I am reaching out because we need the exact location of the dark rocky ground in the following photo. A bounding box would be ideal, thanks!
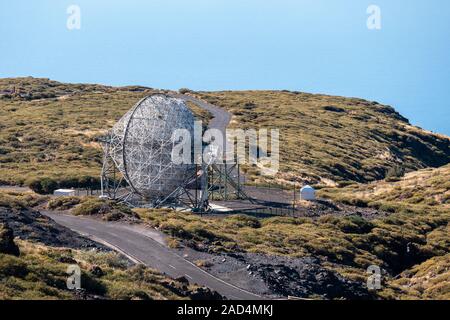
[0,206,108,250]
[183,197,387,299]
[178,247,372,300]
[0,206,224,300]
[293,199,390,220]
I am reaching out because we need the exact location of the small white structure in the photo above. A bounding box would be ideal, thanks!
[300,185,316,201]
[53,189,76,196]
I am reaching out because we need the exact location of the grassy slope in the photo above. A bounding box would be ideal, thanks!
[3,188,448,299]
[0,77,210,187]
[196,91,450,186]
[386,253,449,300]
[1,78,449,188]
[0,190,204,300]
[41,163,447,300]
[1,78,448,299]
[133,206,448,298]
[317,165,449,299]
[0,78,153,185]
[319,164,450,214]
[0,239,195,300]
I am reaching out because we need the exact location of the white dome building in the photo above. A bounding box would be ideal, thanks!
[300,185,316,201]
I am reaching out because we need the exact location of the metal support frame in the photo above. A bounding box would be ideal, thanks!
[100,135,135,205]
[101,144,251,211]
[208,163,250,202]
[152,162,251,212]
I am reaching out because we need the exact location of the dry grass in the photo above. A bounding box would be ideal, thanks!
[134,208,449,274]
[2,79,448,190]
[133,207,449,299]
[319,164,450,214]
[0,189,48,210]
[196,91,450,186]
[381,254,450,300]
[0,240,196,300]
[0,77,209,189]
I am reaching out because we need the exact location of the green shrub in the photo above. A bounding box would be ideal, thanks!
[47,197,81,210]
[27,177,58,195]
[72,199,109,216]
[341,197,368,208]
[103,211,124,221]
[185,223,224,242]
[71,198,136,221]
[337,215,374,234]
[223,215,261,228]
[0,255,29,278]
[179,88,192,94]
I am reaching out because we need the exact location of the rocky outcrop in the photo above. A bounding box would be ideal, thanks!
[188,287,224,300]
[89,265,105,277]
[186,250,373,300]
[0,207,108,250]
[160,278,224,300]
[0,223,20,256]
[252,260,371,300]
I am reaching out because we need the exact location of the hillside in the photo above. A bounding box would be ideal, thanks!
[317,165,449,299]
[0,78,154,187]
[129,195,448,299]
[0,77,448,300]
[1,78,449,191]
[0,189,220,300]
[385,253,449,300]
[319,164,450,214]
[196,91,450,186]
[0,238,203,300]
[5,186,448,300]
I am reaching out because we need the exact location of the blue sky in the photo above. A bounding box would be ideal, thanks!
[0,0,449,135]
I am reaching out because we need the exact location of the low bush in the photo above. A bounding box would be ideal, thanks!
[337,215,374,234]
[223,215,261,229]
[69,198,138,222]
[47,197,81,210]
[72,199,108,216]
[27,176,102,195]
[27,177,58,195]
[0,190,47,209]
[178,88,192,94]
[0,239,199,300]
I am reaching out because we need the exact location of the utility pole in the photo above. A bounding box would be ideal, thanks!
[293,183,297,215]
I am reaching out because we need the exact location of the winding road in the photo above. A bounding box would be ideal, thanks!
[43,211,261,300]
[171,94,232,139]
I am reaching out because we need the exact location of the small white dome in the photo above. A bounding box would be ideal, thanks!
[300,185,316,201]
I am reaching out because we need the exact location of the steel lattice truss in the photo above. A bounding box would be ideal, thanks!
[102,94,196,202]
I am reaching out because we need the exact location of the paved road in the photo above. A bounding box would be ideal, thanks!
[43,211,261,300]
[173,94,231,139]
